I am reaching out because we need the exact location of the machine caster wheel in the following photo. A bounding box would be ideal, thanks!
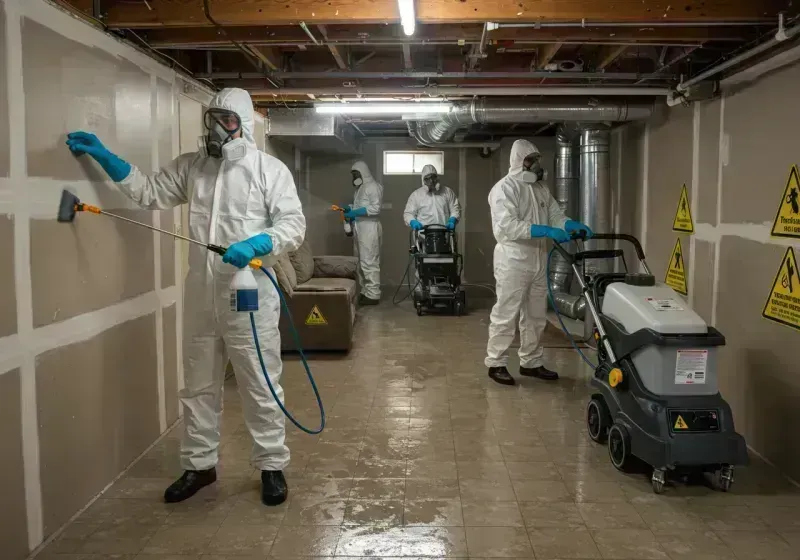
[586,397,611,444]
[416,304,424,316]
[608,423,632,472]
[651,468,667,494]
[454,296,465,316]
[716,466,734,492]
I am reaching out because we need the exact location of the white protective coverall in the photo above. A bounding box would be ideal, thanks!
[403,164,461,228]
[485,139,568,369]
[116,88,306,471]
[351,161,384,300]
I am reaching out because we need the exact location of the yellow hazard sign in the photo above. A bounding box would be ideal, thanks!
[665,238,688,296]
[674,415,689,430]
[305,305,328,326]
[770,165,800,239]
[672,184,695,233]
[762,247,800,332]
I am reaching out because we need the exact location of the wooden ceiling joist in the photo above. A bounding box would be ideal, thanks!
[102,0,784,29]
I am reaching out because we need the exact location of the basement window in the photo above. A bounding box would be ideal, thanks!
[383,151,444,175]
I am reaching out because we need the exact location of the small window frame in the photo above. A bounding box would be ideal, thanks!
[383,150,445,176]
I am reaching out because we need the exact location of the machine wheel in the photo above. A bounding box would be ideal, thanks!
[608,423,632,472]
[716,465,734,492]
[651,468,667,494]
[586,397,611,444]
[454,300,464,316]
[416,303,424,316]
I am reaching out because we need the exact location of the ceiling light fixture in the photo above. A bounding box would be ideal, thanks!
[397,0,416,36]
[315,103,451,115]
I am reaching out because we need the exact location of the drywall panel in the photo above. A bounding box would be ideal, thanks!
[723,62,800,224]
[163,303,178,426]
[646,105,694,281]
[692,240,715,325]
[161,210,175,289]
[36,313,160,535]
[0,368,29,560]
[30,210,155,327]
[464,147,501,286]
[178,94,203,156]
[157,78,173,169]
[22,18,152,180]
[0,0,9,178]
[717,236,800,480]
[615,123,645,269]
[697,99,721,225]
[0,215,17,337]
[307,153,359,258]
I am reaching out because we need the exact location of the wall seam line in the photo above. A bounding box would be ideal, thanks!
[151,74,167,434]
[688,102,701,306]
[711,96,726,325]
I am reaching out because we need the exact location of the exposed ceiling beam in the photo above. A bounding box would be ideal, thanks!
[247,46,282,71]
[536,43,563,69]
[102,0,784,28]
[402,44,413,71]
[317,24,348,69]
[596,45,629,70]
[139,24,756,49]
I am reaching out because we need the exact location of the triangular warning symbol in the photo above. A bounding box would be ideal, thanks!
[762,247,800,332]
[305,305,328,326]
[674,415,689,430]
[665,238,688,296]
[672,184,695,233]
[770,165,800,239]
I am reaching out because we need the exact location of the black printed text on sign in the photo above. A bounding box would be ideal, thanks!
[762,247,800,332]
[770,165,800,239]
[665,238,688,296]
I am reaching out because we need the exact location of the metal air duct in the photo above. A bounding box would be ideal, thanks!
[413,98,652,145]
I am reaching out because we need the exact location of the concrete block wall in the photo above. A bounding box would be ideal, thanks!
[614,61,800,482]
[0,0,211,556]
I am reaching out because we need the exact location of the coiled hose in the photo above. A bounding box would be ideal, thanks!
[250,267,325,435]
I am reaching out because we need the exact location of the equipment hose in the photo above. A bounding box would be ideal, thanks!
[546,247,598,370]
[250,267,325,435]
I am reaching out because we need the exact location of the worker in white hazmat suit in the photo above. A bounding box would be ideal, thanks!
[66,88,305,506]
[341,161,384,304]
[485,139,592,386]
[404,164,461,231]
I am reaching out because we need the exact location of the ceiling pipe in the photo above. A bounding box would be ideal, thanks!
[251,86,671,97]
[407,121,500,150]
[204,70,670,80]
[412,98,653,144]
[493,20,771,29]
[677,14,800,91]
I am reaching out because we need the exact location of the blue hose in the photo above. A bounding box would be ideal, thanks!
[249,266,325,435]
[546,247,598,370]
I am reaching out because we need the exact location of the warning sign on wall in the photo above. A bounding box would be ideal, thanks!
[770,165,800,239]
[672,184,695,234]
[762,247,800,332]
[305,305,328,326]
[665,238,688,296]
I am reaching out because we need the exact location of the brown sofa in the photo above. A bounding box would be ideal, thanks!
[272,239,358,352]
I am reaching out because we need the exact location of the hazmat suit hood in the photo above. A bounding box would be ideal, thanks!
[209,87,257,148]
[420,164,441,192]
[509,139,540,176]
[351,160,374,183]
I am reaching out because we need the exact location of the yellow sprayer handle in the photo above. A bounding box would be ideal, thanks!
[331,205,344,212]
[248,258,263,269]
[77,203,101,214]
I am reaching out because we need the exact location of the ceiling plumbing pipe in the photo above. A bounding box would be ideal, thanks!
[493,20,771,29]
[406,121,500,150]
[250,86,671,97]
[204,70,670,80]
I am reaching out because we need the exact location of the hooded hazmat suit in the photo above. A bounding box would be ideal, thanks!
[485,139,569,370]
[403,164,461,228]
[351,161,384,300]
[114,88,305,471]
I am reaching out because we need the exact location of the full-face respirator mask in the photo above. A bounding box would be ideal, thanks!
[522,152,547,183]
[423,173,440,193]
[200,108,245,160]
[351,170,364,188]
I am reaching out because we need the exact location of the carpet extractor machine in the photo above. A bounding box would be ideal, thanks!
[410,224,465,316]
[551,232,747,494]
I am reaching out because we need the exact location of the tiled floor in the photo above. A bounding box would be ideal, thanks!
[38,302,800,560]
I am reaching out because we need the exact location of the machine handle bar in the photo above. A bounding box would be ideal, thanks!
[590,233,647,261]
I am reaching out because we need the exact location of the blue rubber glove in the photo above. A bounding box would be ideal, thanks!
[531,224,570,243]
[344,207,368,220]
[565,219,594,238]
[66,131,132,182]
[341,205,352,213]
[222,233,273,269]
[447,217,458,230]
[410,219,423,231]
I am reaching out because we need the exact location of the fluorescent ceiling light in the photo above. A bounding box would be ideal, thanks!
[315,103,451,115]
[398,0,416,36]
[316,97,446,103]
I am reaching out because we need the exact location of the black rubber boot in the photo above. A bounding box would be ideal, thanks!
[163,468,217,503]
[488,366,516,386]
[261,470,289,506]
[359,295,380,306]
[520,365,559,381]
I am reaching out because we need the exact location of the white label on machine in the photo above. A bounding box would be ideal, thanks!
[675,349,708,384]
[645,297,684,311]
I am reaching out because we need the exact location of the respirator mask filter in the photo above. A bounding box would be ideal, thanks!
[521,152,547,183]
[202,108,242,159]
